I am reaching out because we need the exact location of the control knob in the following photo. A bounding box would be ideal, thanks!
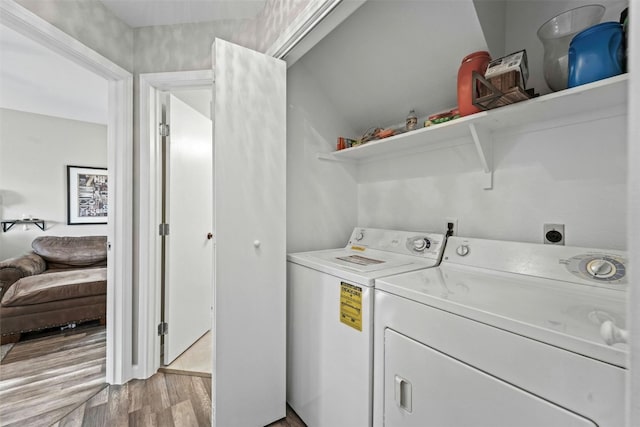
[413,238,430,252]
[355,230,364,241]
[587,259,614,278]
[456,245,469,256]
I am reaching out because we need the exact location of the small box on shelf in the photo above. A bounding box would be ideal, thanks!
[484,50,529,89]
[472,71,537,111]
[336,137,359,150]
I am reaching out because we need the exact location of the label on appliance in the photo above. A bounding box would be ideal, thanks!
[350,245,366,251]
[336,254,384,266]
[340,282,362,331]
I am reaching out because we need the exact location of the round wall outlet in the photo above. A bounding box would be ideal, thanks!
[543,224,565,245]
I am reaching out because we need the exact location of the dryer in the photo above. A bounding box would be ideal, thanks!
[287,227,447,427]
[373,236,628,427]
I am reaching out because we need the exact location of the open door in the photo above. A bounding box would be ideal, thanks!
[162,93,213,365]
[212,39,286,426]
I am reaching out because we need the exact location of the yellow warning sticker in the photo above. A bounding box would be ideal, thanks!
[350,246,366,251]
[340,282,362,331]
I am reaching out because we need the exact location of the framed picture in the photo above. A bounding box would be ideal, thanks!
[67,166,108,225]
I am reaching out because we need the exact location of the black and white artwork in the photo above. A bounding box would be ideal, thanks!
[67,166,108,225]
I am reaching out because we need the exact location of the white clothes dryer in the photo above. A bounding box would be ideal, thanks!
[287,227,447,427]
[373,236,628,427]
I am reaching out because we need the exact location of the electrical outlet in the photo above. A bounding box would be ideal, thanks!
[446,218,458,236]
[544,223,564,245]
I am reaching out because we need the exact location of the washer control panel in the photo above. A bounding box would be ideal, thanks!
[565,253,627,285]
[346,228,446,260]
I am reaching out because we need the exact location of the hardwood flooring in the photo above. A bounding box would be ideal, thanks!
[1,325,306,426]
[0,326,107,427]
[54,372,212,426]
[53,372,306,426]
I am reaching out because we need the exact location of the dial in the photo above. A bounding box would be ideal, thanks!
[456,245,470,256]
[565,253,627,284]
[587,259,614,278]
[413,238,431,252]
[355,230,364,241]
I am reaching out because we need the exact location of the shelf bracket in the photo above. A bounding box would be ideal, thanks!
[468,122,493,190]
[1,219,46,232]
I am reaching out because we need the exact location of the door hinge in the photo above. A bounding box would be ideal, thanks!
[159,223,170,236]
[159,123,170,137]
[158,322,168,336]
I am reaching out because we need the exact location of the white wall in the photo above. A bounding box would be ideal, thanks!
[627,0,638,423]
[286,60,359,253]
[472,0,506,58]
[0,108,108,259]
[358,114,627,249]
[288,0,628,252]
[15,0,134,72]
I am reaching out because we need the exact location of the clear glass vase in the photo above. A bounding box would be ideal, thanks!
[537,4,605,92]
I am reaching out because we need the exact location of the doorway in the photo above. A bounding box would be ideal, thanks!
[156,89,214,375]
[137,70,214,379]
[0,0,133,385]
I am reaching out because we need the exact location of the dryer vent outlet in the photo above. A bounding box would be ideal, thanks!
[544,224,564,245]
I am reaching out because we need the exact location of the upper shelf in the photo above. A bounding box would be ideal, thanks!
[318,74,628,164]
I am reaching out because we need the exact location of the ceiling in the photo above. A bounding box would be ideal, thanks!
[0,0,247,125]
[297,0,489,135]
[99,0,267,28]
[0,23,108,124]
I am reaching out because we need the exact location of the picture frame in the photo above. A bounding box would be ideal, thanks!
[67,166,108,225]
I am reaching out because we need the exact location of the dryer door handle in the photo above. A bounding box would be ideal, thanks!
[395,375,413,413]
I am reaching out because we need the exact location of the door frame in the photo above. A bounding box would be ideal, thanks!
[0,0,133,384]
[138,70,214,378]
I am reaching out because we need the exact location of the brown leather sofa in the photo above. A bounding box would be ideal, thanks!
[0,236,107,344]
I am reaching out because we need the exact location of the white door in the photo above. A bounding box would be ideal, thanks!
[384,329,597,427]
[163,93,213,365]
[211,38,286,426]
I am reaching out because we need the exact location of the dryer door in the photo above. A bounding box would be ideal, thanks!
[384,329,597,427]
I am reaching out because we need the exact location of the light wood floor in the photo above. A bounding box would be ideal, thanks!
[0,326,107,427]
[1,325,306,426]
[54,373,305,426]
[54,371,212,426]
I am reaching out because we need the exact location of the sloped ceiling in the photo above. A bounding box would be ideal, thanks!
[296,0,490,135]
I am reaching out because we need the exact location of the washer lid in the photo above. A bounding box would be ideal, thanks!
[376,265,627,367]
[288,247,439,285]
[309,249,415,272]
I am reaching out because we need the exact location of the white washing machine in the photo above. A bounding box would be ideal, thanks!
[287,227,447,427]
[373,236,628,427]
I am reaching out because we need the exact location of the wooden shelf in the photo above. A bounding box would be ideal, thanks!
[2,219,46,232]
[318,74,628,189]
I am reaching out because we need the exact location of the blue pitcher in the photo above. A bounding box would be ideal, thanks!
[568,21,624,88]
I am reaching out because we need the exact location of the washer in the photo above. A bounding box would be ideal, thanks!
[373,236,628,427]
[287,227,447,427]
